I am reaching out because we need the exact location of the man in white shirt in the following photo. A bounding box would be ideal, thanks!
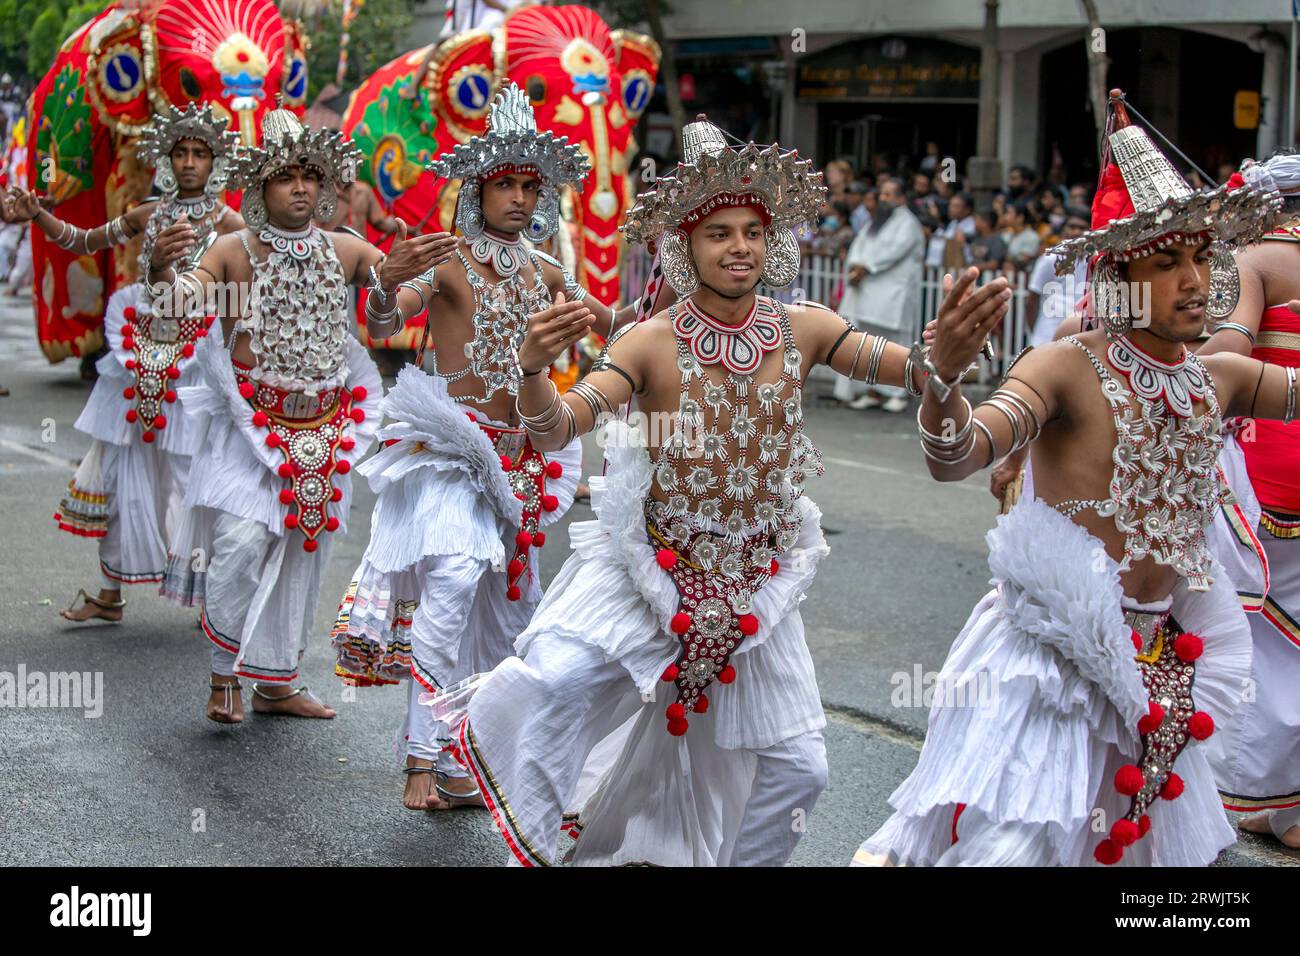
[836,177,925,412]
[924,191,976,269]
[1025,205,1090,346]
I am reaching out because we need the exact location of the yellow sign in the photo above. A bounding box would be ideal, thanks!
[1234,90,1260,130]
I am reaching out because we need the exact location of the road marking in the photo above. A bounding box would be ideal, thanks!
[0,437,77,470]
[822,455,988,495]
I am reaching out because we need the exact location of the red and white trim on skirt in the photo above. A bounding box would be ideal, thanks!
[448,717,551,867]
[200,608,299,683]
[99,559,164,586]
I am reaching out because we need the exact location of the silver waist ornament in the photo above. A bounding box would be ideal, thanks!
[1053,336,1226,591]
[649,296,824,589]
[431,249,552,402]
[233,227,351,394]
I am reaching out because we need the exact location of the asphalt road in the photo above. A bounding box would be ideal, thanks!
[0,289,1293,867]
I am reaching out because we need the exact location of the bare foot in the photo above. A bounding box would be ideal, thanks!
[403,757,441,810]
[1240,813,1300,847]
[250,683,337,719]
[60,588,124,623]
[207,676,244,724]
[429,771,486,811]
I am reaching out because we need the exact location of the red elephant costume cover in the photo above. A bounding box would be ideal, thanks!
[343,4,660,349]
[26,0,308,364]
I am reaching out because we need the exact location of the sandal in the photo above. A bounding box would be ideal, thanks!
[207,678,243,725]
[434,769,485,809]
[60,588,125,624]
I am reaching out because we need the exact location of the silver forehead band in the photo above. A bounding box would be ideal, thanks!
[135,103,239,166]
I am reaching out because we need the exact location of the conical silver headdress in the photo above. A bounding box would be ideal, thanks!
[429,82,591,242]
[135,103,240,200]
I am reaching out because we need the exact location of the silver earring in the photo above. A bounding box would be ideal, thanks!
[455,180,484,238]
[315,186,337,222]
[1206,243,1240,320]
[760,226,800,288]
[205,156,227,201]
[242,189,268,230]
[526,189,558,242]
[155,157,177,199]
[1091,259,1130,337]
[659,228,699,297]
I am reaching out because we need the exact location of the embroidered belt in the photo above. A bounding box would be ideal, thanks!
[476,418,562,601]
[1255,330,1300,356]
[234,366,366,553]
[118,305,213,442]
[1096,612,1217,864]
[647,516,782,737]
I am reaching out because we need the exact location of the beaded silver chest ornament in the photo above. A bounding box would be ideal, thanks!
[618,113,827,736]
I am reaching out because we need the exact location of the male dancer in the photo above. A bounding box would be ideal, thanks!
[424,115,1009,866]
[858,91,1294,866]
[1200,150,1300,848]
[332,83,641,811]
[155,106,457,724]
[10,105,243,622]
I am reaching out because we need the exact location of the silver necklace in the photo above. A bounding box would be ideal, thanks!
[259,223,319,263]
[468,232,527,278]
[1107,334,1209,419]
[175,194,218,219]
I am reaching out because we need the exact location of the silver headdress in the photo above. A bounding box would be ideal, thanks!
[228,106,363,229]
[622,115,826,295]
[429,82,591,242]
[135,103,240,201]
[1054,91,1281,333]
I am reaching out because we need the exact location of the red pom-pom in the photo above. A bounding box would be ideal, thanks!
[545,461,563,479]
[335,459,351,474]
[181,343,195,358]
[166,366,180,380]
[122,337,135,351]
[516,530,533,549]
[737,613,759,636]
[284,514,299,530]
[1188,711,1214,740]
[541,494,559,512]
[303,538,318,553]
[656,548,677,570]
[331,487,343,502]
[350,386,368,402]
[196,327,207,338]
[508,559,524,578]
[340,437,355,451]
[278,462,294,478]
[1131,628,1143,651]
[1138,701,1166,736]
[667,717,689,736]
[239,382,256,399]
[141,430,155,443]
[500,455,513,471]
[1093,839,1123,865]
[325,516,340,532]
[1160,773,1184,801]
[279,489,295,504]
[122,322,135,336]
[123,307,137,320]
[1115,764,1145,796]
[661,664,679,682]
[1111,818,1140,847]
[666,702,685,720]
[123,386,135,400]
[125,409,137,423]
[532,531,546,547]
[1173,633,1204,662]
[718,665,736,685]
[506,584,522,601]
[1138,814,1152,837]
[153,415,167,430]
[124,358,136,370]
[164,390,176,403]
[770,559,780,576]
[349,408,365,424]
[694,693,709,714]
[670,612,692,634]
[265,432,281,448]
[252,411,269,427]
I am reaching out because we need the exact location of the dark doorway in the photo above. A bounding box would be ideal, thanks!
[817,101,977,176]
